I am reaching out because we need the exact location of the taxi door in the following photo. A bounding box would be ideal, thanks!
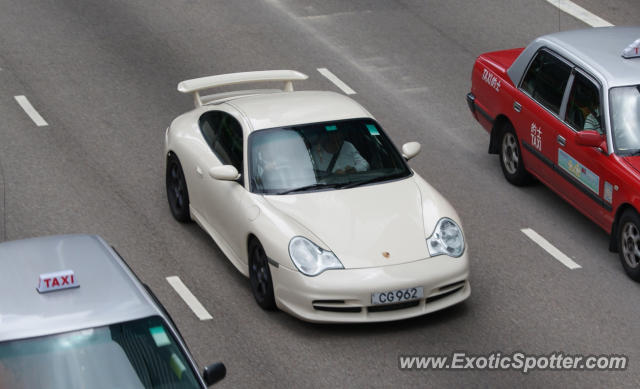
[514,49,572,183]
[550,68,613,227]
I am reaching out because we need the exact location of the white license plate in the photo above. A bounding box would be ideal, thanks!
[371,286,424,305]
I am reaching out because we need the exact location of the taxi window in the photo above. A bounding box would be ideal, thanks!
[610,85,640,153]
[564,72,602,133]
[0,316,202,389]
[521,50,571,114]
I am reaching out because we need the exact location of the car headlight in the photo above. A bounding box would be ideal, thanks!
[288,236,344,276]
[426,217,465,257]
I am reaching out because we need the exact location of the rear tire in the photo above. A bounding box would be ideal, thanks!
[617,209,640,281]
[499,123,531,186]
[166,153,191,222]
[249,240,276,310]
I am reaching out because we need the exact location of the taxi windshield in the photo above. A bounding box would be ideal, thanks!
[0,316,201,389]
[610,85,640,153]
[248,118,411,194]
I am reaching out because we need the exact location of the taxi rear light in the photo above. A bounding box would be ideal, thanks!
[37,269,79,293]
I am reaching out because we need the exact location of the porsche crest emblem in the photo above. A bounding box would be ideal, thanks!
[382,251,390,258]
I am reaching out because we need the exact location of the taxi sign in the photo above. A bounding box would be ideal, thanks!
[622,38,640,58]
[37,269,79,293]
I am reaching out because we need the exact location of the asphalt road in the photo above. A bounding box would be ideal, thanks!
[1,0,639,387]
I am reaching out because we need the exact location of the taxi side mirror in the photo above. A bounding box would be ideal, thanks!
[575,130,607,153]
[203,362,226,386]
[402,142,421,160]
[209,165,241,181]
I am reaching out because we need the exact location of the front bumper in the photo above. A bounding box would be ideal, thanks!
[270,254,470,323]
[466,92,476,115]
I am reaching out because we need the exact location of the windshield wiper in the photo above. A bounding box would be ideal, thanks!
[341,172,407,189]
[276,182,342,195]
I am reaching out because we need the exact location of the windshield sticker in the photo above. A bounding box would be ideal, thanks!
[325,125,338,132]
[149,326,171,347]
[366,124,380,135]
[482,68,501,92]
[604,181,613,203]
[530,123,542,151]
[170,353,187,379]
[558,149,599,194]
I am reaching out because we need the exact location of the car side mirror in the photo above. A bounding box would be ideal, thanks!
[575,130,607,153]
[202,362,226,386]
[402,142,421,160]
[209,165,241,181]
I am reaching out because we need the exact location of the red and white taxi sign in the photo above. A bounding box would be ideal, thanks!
[37,269,79,293]
[622,38,640,58]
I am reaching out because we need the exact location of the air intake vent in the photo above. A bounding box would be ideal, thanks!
[426,285,464,304]
[367,300,420,313]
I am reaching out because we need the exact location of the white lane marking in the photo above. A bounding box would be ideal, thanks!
[14,95,48,127]
[317,68,356,95]
[545,0,613,27]
[522,228,582,269]
[166,276,213,320]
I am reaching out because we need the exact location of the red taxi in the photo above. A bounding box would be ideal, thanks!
[467,27,640,281]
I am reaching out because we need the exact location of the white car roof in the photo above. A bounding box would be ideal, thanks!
[0,234,158,342]
[508,26,640,88]
[222,90,373,131]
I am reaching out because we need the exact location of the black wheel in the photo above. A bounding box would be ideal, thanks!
[249,240,276,310]
[166,153,191,222]
[618,209,640,281]
[499,123,531,186]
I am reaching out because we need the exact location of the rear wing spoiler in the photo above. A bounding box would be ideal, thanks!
[177,70,308,107]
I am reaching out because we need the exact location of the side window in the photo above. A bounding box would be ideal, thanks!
[521,50,572,114]
[199,111,221,148]
[198,111,244,173]
[565,72,602,133]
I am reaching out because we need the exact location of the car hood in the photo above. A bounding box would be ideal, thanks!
[264,177,431,269]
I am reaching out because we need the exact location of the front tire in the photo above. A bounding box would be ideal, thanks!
[249,240,276,310]
[618,209,640,281]
[166,153,191,222]
[499,123,531,186]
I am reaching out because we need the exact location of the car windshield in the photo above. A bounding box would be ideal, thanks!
[610,85,640,153]
[248,118,411,194]
[0,316,201,389]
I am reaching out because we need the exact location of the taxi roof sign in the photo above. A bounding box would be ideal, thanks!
[622,38,640,58]
[37,269,79,293]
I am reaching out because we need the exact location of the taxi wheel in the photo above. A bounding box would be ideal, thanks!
[166,153,191,222]
[618,210,640,281]
[249,240,276,310]
[499,124,531,186]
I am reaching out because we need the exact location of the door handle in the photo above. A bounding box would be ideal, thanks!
[196,166,203,178]
[513,101,522,113]
[557,135,566,147]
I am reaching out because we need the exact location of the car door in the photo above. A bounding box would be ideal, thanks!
[515,49,572,183]
[552,68,613,226]
[196,110,248,262]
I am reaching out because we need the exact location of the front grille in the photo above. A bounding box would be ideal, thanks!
[367,300,420,313]
[426,285,464,304]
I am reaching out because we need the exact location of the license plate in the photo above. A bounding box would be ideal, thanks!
[371,287,424,305]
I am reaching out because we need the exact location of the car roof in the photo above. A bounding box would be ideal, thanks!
[509,26,640,88]
[222,90,373,131]
[0,234,158,342]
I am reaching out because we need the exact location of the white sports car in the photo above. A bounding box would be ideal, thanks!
[165,70,470,323]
